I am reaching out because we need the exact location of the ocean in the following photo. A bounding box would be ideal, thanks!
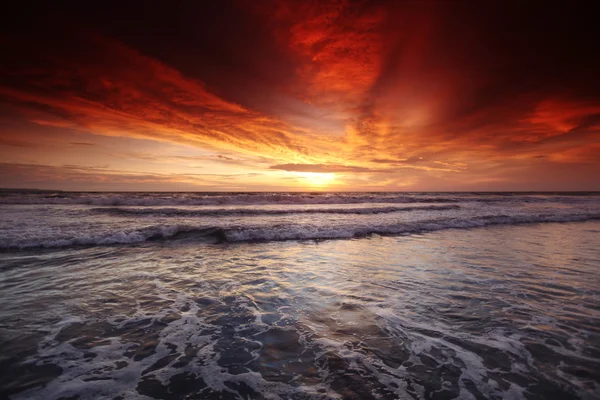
[0,192,599,399]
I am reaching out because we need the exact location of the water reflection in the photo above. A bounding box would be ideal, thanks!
[1,222,599,399]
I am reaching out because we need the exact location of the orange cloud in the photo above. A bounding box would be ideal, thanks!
[0,34,338,165]
[1,1,600,190]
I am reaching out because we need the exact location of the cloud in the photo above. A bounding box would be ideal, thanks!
[0,33,337,165]
[371,156,425,164]
[0,162,181,187]
[270,163,375,173]
[272,2,386,107]
[0,162,306,191]
[69,142,95,146]
[1,1,599,190]
[0,162,231,190]
[0,137,37,148]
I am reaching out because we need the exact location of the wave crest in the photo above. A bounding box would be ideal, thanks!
[91,204,460,217]
[2,213,599,250]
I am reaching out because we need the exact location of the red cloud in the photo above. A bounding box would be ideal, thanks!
[0,34,338,164]
[1,1,599,190]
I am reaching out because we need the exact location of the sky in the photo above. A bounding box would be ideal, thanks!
[1,1,599,191]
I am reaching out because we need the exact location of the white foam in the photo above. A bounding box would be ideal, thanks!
[2,212,600,249]
[92,204,461,216]
[223,213,600,242]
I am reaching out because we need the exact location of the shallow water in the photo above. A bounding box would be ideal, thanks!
[1,193,600,399]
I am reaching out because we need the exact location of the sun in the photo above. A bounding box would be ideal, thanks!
[295,172,336,187]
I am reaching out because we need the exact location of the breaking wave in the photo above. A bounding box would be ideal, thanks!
[2,212,599,250]
[90,204,461,217]
[1,192,597,206]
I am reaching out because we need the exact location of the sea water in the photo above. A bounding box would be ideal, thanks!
[0,192,599,399]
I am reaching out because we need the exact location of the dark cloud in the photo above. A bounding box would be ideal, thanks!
[371,157,425,165]
[270,164,375,173]
[0,137,36,148]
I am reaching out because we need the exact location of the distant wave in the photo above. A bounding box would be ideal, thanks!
[90,204,461,217]
[2,212,599,250]
[1,192,597,206]
[0,193,457,206]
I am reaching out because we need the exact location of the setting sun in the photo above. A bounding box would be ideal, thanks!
[295,172,336,187]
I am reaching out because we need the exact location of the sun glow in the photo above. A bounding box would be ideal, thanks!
[295,172,336,187]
